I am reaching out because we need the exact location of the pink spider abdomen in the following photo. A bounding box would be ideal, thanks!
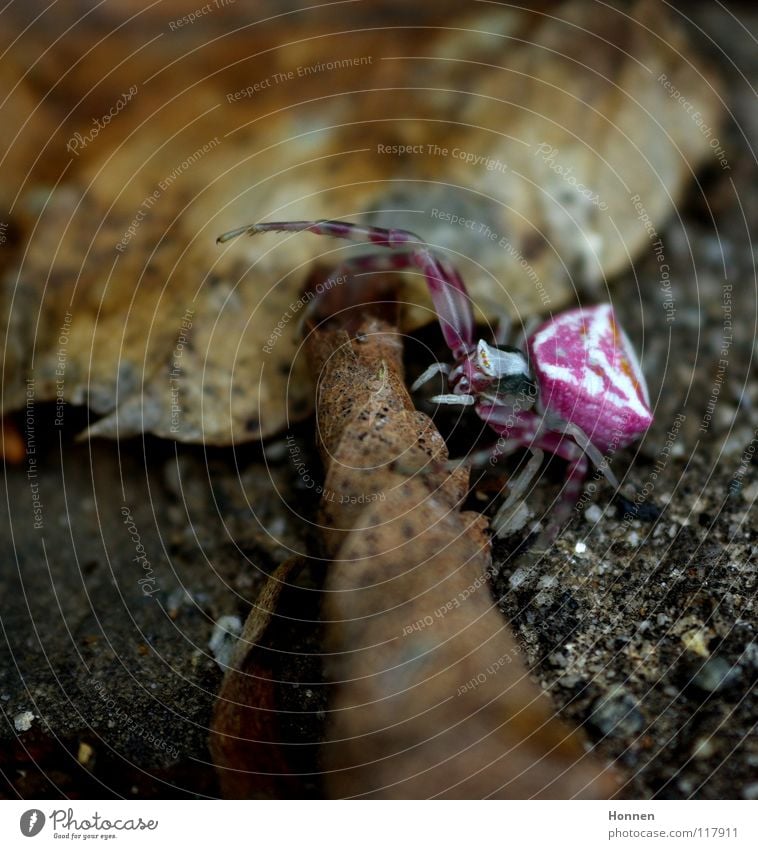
[528,304,653,453]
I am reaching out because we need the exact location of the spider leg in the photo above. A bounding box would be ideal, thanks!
[491,448,545,536]
[551,420,620,488]
[613,491,662,522]
[410,361,451,392]
[477,412,543,535]
[504,434,588,543]
[544,442,589,541]
[217,218,475,357]
[434,435,533,479]
[461,436,529,469]
[550,421,660,520]
[478,411,592,538]
[506,441,590,550]
[429,393,476,406]
[217,218,416,247]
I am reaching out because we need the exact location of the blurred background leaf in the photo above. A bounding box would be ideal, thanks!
[0,0,721,443]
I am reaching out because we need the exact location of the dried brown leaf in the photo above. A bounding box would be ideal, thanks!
[209,557,304,799]
[324,482,617,799]
[304,304,466,557]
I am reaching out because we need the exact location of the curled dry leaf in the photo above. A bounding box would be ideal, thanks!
[209,557,304,799]
[304,303,466,560]
[1,0,720,443]
[303,306,616,798]
[324,481,617,799]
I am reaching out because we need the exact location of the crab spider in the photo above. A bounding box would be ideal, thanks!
[218,219,653,538]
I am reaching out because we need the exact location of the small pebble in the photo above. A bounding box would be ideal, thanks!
[692,736,715,759]
[590,689,645,736]
[14,710,35,732]
[743,782,758,800]
[268,516,287,538]
[508,566,531,590]
[166,588,194,619]
[208,615,243,670]
[693,657,741,692]
[78,742,95,766]
[681,627,711,658]
[574,541,587,554]
[585,504,603,523]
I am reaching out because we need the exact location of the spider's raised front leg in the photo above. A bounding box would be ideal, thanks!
[217,218,475,358]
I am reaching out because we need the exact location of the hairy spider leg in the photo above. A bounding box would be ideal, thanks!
[217,219,475,357]
[410,361,451,392]
[539,435,589,538]
[480,408,593,539]
[491,447,545,536]
[515,433,588,540]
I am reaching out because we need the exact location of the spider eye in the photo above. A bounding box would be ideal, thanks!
[476,340,529,379]
[475,340,537,407]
